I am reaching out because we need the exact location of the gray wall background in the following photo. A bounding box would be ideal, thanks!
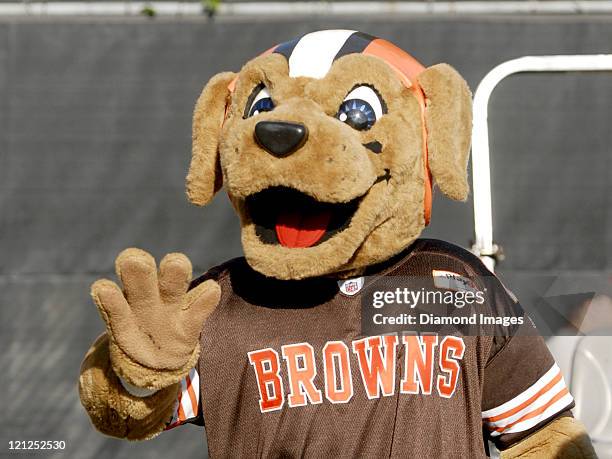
[1,14,611,458]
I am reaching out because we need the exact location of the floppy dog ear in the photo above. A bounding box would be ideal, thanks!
[186,71,237,206]
[417,64,472,201]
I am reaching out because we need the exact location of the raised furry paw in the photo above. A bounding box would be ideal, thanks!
[91,248,220,389]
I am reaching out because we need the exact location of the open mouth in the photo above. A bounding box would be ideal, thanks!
[246,187,361,248]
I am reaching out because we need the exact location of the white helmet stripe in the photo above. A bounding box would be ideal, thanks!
[288,30,356,79]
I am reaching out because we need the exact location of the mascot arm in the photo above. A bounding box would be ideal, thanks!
[78,248,220,440]
[500,416,597,458]
[482,277,596,457]
[79,333,180,440]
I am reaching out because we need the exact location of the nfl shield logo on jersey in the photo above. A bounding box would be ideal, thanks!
[338,277,364,296]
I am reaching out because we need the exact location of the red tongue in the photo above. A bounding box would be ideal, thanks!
[276,209,332,248]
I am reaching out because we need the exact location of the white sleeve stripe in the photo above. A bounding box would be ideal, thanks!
[484,378,567,428]
[165,368,200,430]
[489,392,574,437]
[179,378,193,419]
[181,396,195,419]
[182,368,199,420]
[481,363,561,418]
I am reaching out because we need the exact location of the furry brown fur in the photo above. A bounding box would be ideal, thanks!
[187,53,472,279]
[500,417,597,458]
[187,72,237,206]
[79,334,179,440]
[417,64,472,201]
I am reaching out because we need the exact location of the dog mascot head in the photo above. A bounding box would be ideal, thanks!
[187,30,472,280]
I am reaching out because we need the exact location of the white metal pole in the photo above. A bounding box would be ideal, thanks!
[471,54,612,271]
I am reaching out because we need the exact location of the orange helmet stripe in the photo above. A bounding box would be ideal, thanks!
[363,38,432,225]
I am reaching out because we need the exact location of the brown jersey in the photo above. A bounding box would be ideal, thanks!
[165,239,574,458]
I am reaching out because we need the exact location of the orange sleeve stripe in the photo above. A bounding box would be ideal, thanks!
[484,371,563,422]
[491,387,570,433]
[176,387,186,422]
[185,374,199,414]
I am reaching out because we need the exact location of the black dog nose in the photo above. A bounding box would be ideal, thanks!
[254,121,308,158]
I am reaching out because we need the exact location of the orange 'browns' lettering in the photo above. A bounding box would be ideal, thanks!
[247,335,466,413]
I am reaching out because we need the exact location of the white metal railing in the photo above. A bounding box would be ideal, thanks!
[471,54,612,272]
[2,1,612,16]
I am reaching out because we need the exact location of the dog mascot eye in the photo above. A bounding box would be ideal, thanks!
[337,85,384,131]
[247,86,274,117]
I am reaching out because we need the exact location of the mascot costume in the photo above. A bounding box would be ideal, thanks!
[79,30,596,458]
